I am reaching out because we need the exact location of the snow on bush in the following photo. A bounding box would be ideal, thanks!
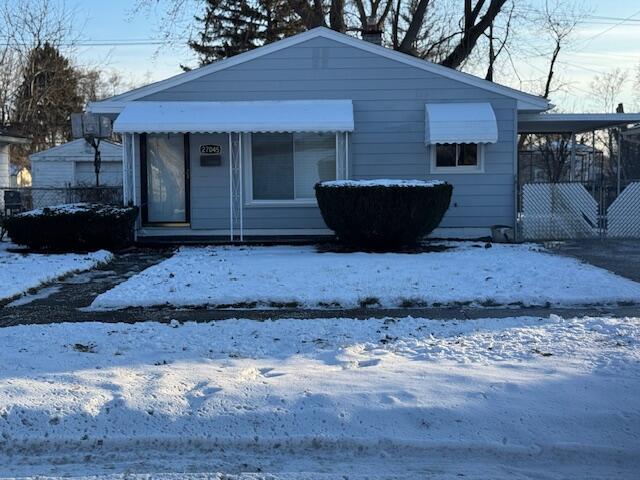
[320,179,445,188]
[5,203,138,251]
[315,179,452,249]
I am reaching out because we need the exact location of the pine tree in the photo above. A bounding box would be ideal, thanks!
[12,43,83,155]
[187,0,305,66]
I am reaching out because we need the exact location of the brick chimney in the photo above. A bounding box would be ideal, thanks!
[362,16,382,46]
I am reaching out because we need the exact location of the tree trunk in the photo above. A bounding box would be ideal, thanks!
[440,0,506,69]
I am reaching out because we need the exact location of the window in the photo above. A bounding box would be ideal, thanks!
[250,132,336,202]
[143,133,188,223]
[432,143,483,172]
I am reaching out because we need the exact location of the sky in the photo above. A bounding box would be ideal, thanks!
[64,0,640,112]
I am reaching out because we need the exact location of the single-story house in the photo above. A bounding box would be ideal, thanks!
[1,127,29,189]
[1,126,29,211]
[88,27,640,242]
[30,139,123,188]
[9,164,32,187]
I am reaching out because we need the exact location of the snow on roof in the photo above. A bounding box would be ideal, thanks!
[113,100,355,133]
[320,179,446,188]
[29,139,122,162]
[88,28,550,114]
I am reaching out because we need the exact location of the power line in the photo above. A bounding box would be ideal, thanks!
[579,7,640,47]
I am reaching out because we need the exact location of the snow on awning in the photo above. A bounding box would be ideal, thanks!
[113,100,354,133]
[425,103,498,144]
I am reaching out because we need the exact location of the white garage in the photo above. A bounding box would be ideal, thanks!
[30,139,122,187]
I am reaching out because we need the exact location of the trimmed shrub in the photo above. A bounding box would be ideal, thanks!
[4,203,138,251]
[315,180,453,250]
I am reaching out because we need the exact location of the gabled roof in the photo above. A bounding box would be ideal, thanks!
[0,125,29,145]
[89,27,550,114]
[30,139,122,161]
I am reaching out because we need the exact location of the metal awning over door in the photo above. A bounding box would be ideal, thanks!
[113,100,355,133]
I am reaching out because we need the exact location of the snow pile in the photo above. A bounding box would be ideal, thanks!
[0,243,112,302]
[320,179,445,187]
[90,243,640,310]
[0,315,638,478]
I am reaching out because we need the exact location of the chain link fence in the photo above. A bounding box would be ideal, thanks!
[1,186,123,215]
[518,180,640,240]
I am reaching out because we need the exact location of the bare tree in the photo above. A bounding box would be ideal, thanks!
[534,0,586,99]
[483,0,513,81]
[589,68,628,181]
[590,68,628,113]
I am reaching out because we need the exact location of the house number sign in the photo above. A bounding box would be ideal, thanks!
[200,144,221,154]
[200,144,222,166]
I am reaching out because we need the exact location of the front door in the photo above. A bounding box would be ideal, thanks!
[141,133,190,225]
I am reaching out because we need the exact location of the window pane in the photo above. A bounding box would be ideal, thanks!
[252,133,294,200]
[459,144,478,166]
[435,144,456,167]
[294,132,336,199]
[146,133,185,223]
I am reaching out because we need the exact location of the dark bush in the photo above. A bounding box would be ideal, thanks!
[315,180,453,250]
[4,203,138,251]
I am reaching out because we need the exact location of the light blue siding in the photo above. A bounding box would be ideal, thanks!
[139,36,517,234]
[189,133,230,230]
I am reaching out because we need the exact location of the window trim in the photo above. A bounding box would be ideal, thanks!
[140,132,191,226]
[429,143,485,174]
[243,132,341,207]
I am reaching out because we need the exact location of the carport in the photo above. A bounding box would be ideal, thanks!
[516,112,640,240]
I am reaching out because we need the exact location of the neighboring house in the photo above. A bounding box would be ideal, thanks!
[519,142,604,184]
[88,27,640,241]
[0,126,29,211]
[9,164,32,187]
[0,127,29,189]
[30,139,123,188]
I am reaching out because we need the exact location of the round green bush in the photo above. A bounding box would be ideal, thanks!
[315,180,453,250]
[4,203,138,252]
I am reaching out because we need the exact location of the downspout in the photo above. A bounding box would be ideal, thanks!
[346,132,350,179]
[514,109,519,242]
[131,133,138,243]
[570,132,576,182]
[239,133,244,242]
[121,135,128,204]
[228,133,233,241]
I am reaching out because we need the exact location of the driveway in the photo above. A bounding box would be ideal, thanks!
[546,239,640,283]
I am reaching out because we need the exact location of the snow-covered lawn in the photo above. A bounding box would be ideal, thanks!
[0,240,112,302]
[0,315,638,478]
[90,243,640,310]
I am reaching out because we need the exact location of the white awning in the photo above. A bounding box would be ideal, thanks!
[113,100,354,133]
[425,103,498,144]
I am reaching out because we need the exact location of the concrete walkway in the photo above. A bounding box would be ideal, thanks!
[1,241,639,328]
